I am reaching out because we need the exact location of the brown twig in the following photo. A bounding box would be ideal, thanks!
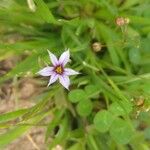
[26,134,40,150]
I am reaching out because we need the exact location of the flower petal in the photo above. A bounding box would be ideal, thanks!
[48,73,59,86]
[38,67,54,76]
[47,50,58,66]
[59,75,70,90]
[59,49,70,66]
[64,68,79,76]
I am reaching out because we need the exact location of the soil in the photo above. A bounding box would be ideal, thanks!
[0,58,46,150]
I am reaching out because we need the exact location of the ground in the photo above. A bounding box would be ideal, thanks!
[0,58,46,150]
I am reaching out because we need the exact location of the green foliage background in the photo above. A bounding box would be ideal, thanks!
[0,0,150,149]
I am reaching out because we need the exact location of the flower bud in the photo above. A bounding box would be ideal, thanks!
[116,17,125,26]
[124,18,130,24]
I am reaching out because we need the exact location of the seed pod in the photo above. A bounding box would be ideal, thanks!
[92,42,102,52]
[135,96,145,107]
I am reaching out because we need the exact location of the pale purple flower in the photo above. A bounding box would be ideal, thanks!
[38,49,79,90]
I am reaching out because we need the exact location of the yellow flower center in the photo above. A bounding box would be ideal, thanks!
[55,65,63,74]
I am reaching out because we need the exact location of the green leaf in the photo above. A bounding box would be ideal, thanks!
[129,47,141,65]
[46,108,65,140]
[109,100,132,116]
[84,85,100,98]
[143,81,150,94]
[120,0,140,10]
[110,118,134,144]
[95,9,114,22]
[144,128,150,140]
[87,135,99,150]
[141,38,150,52]
[0,125,30,148]
[94,110,114,133]
[0,110,51,148]
[0,109,28,123]
[33,0,57,24]
[96,22,120,66]
[67,143,85,150]
[76,99,93,117]
[48,116,68,149]
[0,53,39,83]
[68,89,88,103]
[109,102,125,116]
[128,15,150,25]
[68,128,84,139]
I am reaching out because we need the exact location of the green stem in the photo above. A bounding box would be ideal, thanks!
[87,135,99,150]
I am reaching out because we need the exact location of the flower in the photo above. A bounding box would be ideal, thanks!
[38,49,79,90]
